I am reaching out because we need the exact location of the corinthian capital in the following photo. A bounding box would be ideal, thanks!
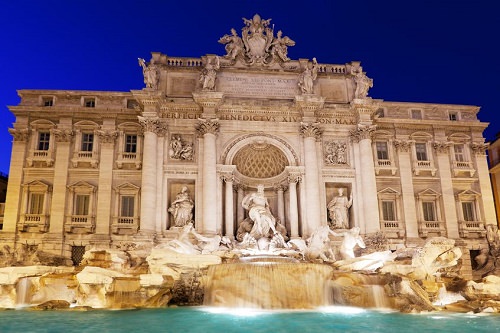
[433,141,452,154]
[393,140,413,153]
[349,124,375,142]
[8,128,30,142]
[300,122,322,140]
[52,129,74,142]
[138,116,160,133]
[196,118,220,136]
[96,129,118,143]
[471,142,489,156]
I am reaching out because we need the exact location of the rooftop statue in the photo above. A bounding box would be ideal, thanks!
[199,56,220,91]
[298,58,319,94]
[353,68,373,99]
[219,14,295,66]
[138,58,159,90]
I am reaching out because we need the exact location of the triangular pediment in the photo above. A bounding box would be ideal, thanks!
[378,187,400,195]
[417,188,441,198]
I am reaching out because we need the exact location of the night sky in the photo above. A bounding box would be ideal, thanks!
[0,0,498,175]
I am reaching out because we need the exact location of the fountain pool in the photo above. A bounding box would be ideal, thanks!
[0,307,497,333]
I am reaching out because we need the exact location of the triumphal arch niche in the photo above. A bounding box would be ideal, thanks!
[4,14,494,272]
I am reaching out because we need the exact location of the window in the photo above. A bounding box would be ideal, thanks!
[29,193,44,215]
[411,109,422,119]
[75,194,90,216]
[382,201,395,221]
[125,134,137,153]
[42,97,54,107]
[462,202,476,221]
[84,98,95,108]
[449,112,458,121]
[376,142,389,160]
[422,201,436,221]
[375,108,385,118]
[415,143,428,161]
[37,132,50,151]
[81,133,94,152]
[454,144,466,162]
[120,196,135,217]
[126,99,139,109]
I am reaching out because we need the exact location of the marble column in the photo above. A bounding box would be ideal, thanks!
[275,184,287,226]
[236,184,245,224]
[394,140,419,238]
[433,142,459,238]
[138,116,159,234]
[352,124,380,234]
[47,128,73,235]
[95,128,118,236]
[288,173,301,238]
[472,142,497,226]
[3,129,30,233]
[223,175,234,238]
[300,123,322,236]
[196,119,220,234]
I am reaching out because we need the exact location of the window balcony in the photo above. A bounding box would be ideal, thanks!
[374,159,397,175]
[451,161,475,177]
[459,220,486,238]
[412,160,437,176]
[71,151,99,168]
[65,215,95,233]
[111,216,139,235]
[26,149,54,167]
[18,214,49,232]
[116,152,142,169]
[418,220,446,237]
[380,220,405,238]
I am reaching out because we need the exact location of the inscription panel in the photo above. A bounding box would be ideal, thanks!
[217,72,299,98]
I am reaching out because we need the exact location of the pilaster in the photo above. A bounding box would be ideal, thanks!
[471,142,497,225]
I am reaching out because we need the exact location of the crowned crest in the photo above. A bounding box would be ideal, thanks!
[219,14,295,66]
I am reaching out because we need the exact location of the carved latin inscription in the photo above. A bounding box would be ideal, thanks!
[217,73,298,98]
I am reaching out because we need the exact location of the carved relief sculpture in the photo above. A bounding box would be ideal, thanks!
[138,58,159,90]
[169,135,194,161]
[168,186,194,228]
[327,188,353,229]
[324,140,348,165]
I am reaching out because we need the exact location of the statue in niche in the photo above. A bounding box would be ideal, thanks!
[327,188,353,229]
[138,58,159,89]
[219,28,244,60]
[324,141,348,165]
[168,186,194,227]
[298,58,318,94]
[268,30,295,62]
[199,56,220,91]
[353,69,373,99]
[241,185,278,240]
[331,226,366,260]
[169,136,194,161]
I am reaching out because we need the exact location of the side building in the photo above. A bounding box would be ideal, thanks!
[0,15,495,278]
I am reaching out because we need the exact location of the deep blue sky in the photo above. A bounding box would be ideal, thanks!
[0,0,498,175]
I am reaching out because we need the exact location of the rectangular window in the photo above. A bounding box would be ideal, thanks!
[422,201,436,221]
[81,133,94,152]
[411,109,422,119]
[29,193,44,214]
[449,112,458,121]
[125,134,137,153]
[38,132,50,151]
[462,202,475,221]
[75,194,90,215]
[84,98,95,108]
[376,142,389,160]
[415,143,428,161]
[454,144,466,162]
[126,99,138,109]
[120,196,135,217]
[382,201,395,221]
[42,97,53,107]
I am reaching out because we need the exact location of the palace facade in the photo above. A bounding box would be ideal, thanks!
[1,15,495,277]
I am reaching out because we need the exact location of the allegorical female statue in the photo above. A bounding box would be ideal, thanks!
[168,186,194,227]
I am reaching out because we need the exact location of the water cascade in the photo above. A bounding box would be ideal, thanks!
[15,277,33,308]
[204,257,334,309]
